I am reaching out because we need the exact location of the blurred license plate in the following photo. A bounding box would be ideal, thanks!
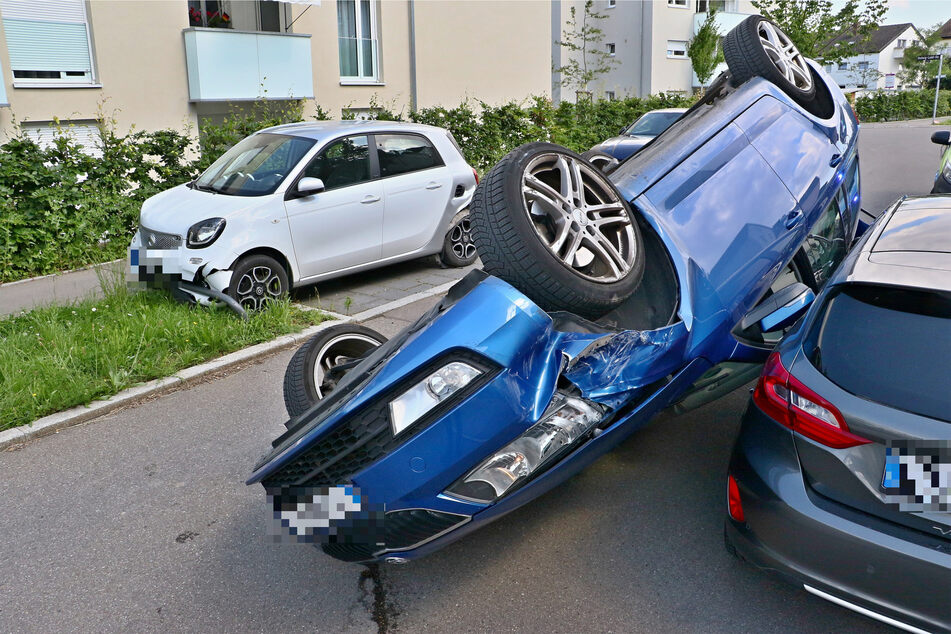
[883,441,951,512]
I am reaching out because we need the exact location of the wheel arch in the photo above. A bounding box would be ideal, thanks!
[230,246,297,286]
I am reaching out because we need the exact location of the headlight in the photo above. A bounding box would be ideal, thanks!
[942,158,951,182]
[186,217,226,248]
[445,394,602,503]
[389,362,481,436]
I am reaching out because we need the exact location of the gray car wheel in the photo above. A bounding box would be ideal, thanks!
[228,254,289,311]
[440,210,478,267]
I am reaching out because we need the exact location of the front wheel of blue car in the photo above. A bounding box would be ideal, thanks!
[470,143,645,319]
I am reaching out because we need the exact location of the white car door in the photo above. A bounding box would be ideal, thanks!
[375,133,452,259]
[284,134,384,279]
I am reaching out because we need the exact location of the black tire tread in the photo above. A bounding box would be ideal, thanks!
[282,324,387,420]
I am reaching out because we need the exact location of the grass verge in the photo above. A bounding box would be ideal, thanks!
[0,276,329,431]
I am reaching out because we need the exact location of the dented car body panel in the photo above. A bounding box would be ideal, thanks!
[249,63,862,563]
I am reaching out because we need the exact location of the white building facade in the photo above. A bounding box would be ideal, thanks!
[552,0,756,101]
[825,23,923,93]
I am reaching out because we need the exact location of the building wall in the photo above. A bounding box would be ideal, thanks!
[0,0,551,140]
[552,0,756,100]
[0,0,195,139]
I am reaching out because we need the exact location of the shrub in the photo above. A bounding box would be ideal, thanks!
[0,93,696,282]
[855,89,951,122]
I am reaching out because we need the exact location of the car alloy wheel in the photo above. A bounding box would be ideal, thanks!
[311,333,383,399]
[234,265,284,311]
[521,152,637,283]
[448,216,477,261]
[756,20,812,92]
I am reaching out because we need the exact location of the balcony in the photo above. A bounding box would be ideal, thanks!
[183,28,314,102]
[693,11,750,35]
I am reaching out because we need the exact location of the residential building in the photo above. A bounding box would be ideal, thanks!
[824,23,924,92]
[0,0,552,143]
[552,0,756,101]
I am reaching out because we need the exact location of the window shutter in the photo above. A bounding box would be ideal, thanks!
[1,0,92,75]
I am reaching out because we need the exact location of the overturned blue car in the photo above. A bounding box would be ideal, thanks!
[249,16,864,564]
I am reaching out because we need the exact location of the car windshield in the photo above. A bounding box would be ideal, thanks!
[624,112,683,137]
[807,284,951,422]
[194,133,315,196]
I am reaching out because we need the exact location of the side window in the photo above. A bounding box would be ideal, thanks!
[802,192,848,288]
[303,135,371,190]
[375,134,443,178]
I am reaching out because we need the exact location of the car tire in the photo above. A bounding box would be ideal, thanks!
[722,15,817,108]
[282,324,388,419]
[581,149,620,175]
[228,254,289,312]
[440,210,478,267]
[470,142,645,319]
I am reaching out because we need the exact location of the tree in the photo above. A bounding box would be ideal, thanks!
[751,0,889,65]
[899,22,944,88]
[688,9,725,93]
[554,0,619,100]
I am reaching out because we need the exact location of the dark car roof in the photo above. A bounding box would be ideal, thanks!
[846,196,951,293]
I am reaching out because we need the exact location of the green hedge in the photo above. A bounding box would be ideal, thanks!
[855,89,951,122]
[0,94,694,283]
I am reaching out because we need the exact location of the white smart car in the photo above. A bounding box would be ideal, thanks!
[129,121,479,311]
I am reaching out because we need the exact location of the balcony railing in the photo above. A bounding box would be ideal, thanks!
[183,27,314,102]
[0,62,8,107]
[693,11,750,35]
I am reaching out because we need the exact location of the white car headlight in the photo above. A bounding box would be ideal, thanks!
[389,362,482,436]
[445,394,603,503]
[942,157,951,182]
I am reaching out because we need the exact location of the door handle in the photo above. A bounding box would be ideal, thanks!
[425,182,442,190]
[829,153,842,167]
[361,195,381,204]
[784,209,803,230]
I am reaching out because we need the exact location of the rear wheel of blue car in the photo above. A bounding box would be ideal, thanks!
[470,142,645,319]
[723,15,816,108]
[282,324,387,419]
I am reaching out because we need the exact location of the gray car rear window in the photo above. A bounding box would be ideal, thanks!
[806,284,951,422]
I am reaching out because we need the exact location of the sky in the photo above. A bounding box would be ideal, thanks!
[837,0,949,30]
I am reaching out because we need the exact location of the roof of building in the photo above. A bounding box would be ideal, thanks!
[826,22,920,55]
[939,18,951,39]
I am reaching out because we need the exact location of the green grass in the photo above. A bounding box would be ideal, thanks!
[0,275,329,430]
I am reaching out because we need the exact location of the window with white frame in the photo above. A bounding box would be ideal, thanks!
[607,43,616,56]
[667,40,688,58]
[696,0,730,12]
[605,91,615,101]
[607,0,616,7]
[668,0,688,7]
[0,0,95,84]
[857,61,869,70]
[838,61,848,70]
[338,0,379,82]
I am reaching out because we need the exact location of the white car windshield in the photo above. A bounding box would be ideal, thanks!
[624,112,683,137]
[194,133,315,196]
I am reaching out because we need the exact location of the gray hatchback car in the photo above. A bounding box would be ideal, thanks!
[726,195,951,633]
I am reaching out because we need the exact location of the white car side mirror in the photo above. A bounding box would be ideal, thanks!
[296,177,325,196]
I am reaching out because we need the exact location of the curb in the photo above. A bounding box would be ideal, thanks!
[0,282,456,450]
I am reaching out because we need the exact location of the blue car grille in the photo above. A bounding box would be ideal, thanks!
[321,509,468,562]
[262,351,499,488]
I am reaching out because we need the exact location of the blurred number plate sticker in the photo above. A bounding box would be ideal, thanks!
[883,440,951,512]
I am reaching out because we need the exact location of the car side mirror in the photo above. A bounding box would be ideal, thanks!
[931,131,951,146]
[295,177,325,197]
[740,283,816,333]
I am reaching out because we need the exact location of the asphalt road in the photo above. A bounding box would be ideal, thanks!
[858,119,945,214]
[0,121,935,633]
